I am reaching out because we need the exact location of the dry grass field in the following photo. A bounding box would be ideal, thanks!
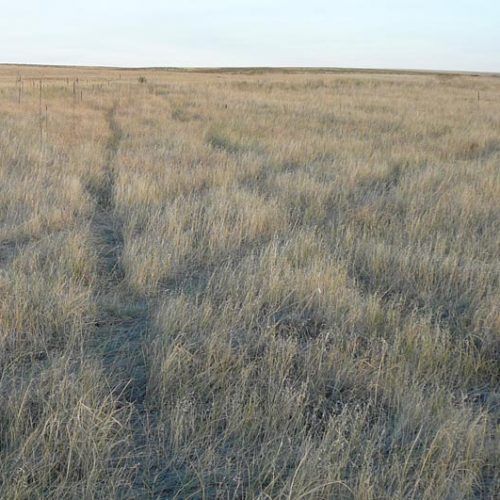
[0,64,499,499]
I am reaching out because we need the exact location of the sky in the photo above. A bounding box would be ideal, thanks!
[1,1,499,72]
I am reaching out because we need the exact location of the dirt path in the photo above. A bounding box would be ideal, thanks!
[89,103,149,404]
[85,103,153,491]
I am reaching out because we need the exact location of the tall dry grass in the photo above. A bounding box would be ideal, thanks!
[0,65,499,498]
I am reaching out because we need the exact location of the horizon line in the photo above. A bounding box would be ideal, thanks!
[1,62,499,77]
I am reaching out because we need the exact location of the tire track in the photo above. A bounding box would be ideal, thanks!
[85,104,153,494]
[88,102,150,405]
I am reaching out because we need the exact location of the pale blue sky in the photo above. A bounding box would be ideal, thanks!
[1,1,499,71]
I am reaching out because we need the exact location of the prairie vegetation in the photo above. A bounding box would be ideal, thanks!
[0,65,499,498]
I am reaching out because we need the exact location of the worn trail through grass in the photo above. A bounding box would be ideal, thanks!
[85,102,154,490]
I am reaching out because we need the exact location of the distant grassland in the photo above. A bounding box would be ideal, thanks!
[0,65,499,499]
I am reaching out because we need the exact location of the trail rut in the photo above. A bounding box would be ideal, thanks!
[88,102,150,405]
